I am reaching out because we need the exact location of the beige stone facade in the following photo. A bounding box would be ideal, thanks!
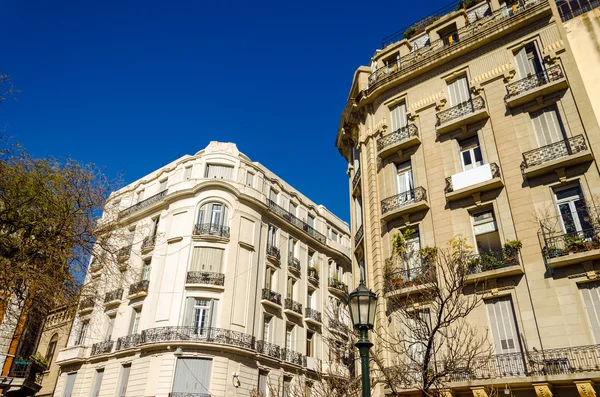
[337,0,600,396]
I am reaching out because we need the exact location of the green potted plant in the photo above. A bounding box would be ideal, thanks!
[502,240,522,265]
[29,352,48,371]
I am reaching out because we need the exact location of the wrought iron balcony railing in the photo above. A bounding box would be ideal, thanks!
[328,278,348,295]
[352,167,361,190]
[186,271,225,286]
[305,307,322,323]
[354,224,364,246]
[115,334,141,351]
[521,135,589,170]
[8,358,44,384]
[381,187,427,215]
[284,298,303,315]
[266,244,281,260]
[256,340,281,359]
[141,235,156,251]
[384,264,434,294]
[193,223,230,239]
[267,200,327,244]
[91,340,114,356]
[542,226,600,260]
[128,280,150,296]
[436,96,486,126]
[506,64,565,99]
[281,348,305,366]
[466,249,520,275]
[79,296,94,310]
[104,288,123,303]
[445,163,500,193]
[261,288,282,305]
[329,318,347,333]
[377,124,419,153]
[288,256,301,272]
[558,0,600,21]
[118,245,132,261]
[120,190,168,218]
[169,393,210,397]
[308,267,319,280]
[140,326,254,350]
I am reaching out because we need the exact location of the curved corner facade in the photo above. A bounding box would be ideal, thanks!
[53,142,352,397]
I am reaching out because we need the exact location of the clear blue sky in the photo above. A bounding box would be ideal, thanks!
[1,0,450,224]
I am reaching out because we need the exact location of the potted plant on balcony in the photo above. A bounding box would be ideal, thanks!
[565,235,586,254]
[502,240,522,265]
[546,246,563,258]
[392,275,404,289]
[29,353,49,372]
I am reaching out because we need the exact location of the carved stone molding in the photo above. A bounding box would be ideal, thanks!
[533,382,553,397]
[575,381,596,397]
[471,386,488,397]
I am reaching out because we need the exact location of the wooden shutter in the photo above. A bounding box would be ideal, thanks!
[209,300,219,328]
[486,297,521,354]
[118,365,131,397]
[448,76,470,106]
[532,106,563,147]
[173,358,212,394]
[514,45,530,78]
[183,298,195,326]
[206,165,233,180]
[580,282,600,343]
[62,372,77,397]
[190,247,224,272]
[390,103,408,131]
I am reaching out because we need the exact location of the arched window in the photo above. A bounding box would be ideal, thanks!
[194,202,230,238]
[45,333,59,363]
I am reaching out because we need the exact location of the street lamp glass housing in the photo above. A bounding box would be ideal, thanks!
[348,282,377,330]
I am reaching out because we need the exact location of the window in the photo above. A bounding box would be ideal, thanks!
[91,368,104,397]
[308,215,315,229]
[62,372,77,397]
[396,160,414,196]
[331,229,339,242]
[269,188,278,204]
[189,247,224,273]
[151,216,160,238]
[265,266,275,290]
[45,333,58,363]
[306,332,314,357]
[142,259,152,281]
[159,178,168,192]
[531,105,565,147]
[354,197,363,228]
[106,315,115,341]
[385,54,400,74]
[402,228,421,272]
[172,358,212,395]
[137,189,145,203]
[404,310,431,363]
[129,308,141,335]
[263,315,272,342]
[390,102,408,133]
[267,225,277,248]
[438,23,459,47]
[554,185,592,234]
[205,164,233,180]
[351,146,360,169]
[472,209,502,253]
[308,250,316,268]
[287,278,295,300]
[447,75,470,106]
[289,202,297,216]
[117,364,131,397]
[283,377,292,397]
[258,370,269,397]
[514,42,543,78]
[486,296,521,354]
[288,239,297,260]
[197,202,229,228]
[580,281,600,343]
[246,171,254,187]
[76,321,88,345]
[459,136,484,171]
[307,290,315,309]
[184,166,193,180]
[184,298,218,334]
[286,324,294,351]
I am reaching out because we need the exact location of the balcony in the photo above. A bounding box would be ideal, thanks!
[465,250,523,283]
[104,288,123,307]
[352,167,361,195]
[354,224,364,247]
[267,199,327,244]
[281,348,306,367]
[192,222,230,240]
[305,307,322,325]
[186,271,225,287]
[308,267,320,283]
[436,96,488,134]
[117,245,132,262]
[445,163,503,202]
[384,264,434,296]
[266,244,281,263]
[261,288,282,308]
[521,135,593,179]
[115,334,141,351]
[128,280,150,299]
[328,278,348,296]
[256,340,281,359]
[141,235,156,253]
[542,226,600,268]
[140,326,254,350]
[329,318,347,334]
[78,296,94,314]
[288,256,301,273]
[119,189,168,218]
[1,358,45,394]
[91,340,114,356]
[284,298,303,317]
[505,64,567,108]
[381,187,429,223]
[55,345,89,364]
[377,124,420,158]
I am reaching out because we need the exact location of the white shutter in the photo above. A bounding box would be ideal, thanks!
[62,373,77,397]
[206,165,233,180]
[258,372,268,396]
[354,197,363,228]
[448,76,470,106]
[580,282,600,343]
[184,298,196,326]
[209,300,219,328]
[390,103,408,131]
[514,46,531,78]
[190,247,224,272]
[486,297,521,354]
[532,106,563,147]
[92,369,104,397]
[173,358,212,394]
[118,365,131,397]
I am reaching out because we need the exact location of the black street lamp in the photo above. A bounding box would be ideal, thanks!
[348,281,378,397]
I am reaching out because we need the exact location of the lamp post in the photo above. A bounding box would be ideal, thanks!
[348,281,378,397]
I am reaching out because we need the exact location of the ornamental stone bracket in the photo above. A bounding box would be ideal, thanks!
[533,382,553,397]
[575,381,596,397]
[471,386,488,397]
[543,40,564,65]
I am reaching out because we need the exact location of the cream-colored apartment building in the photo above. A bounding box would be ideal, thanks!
[52,142,352,397]
[337,0,600,395]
